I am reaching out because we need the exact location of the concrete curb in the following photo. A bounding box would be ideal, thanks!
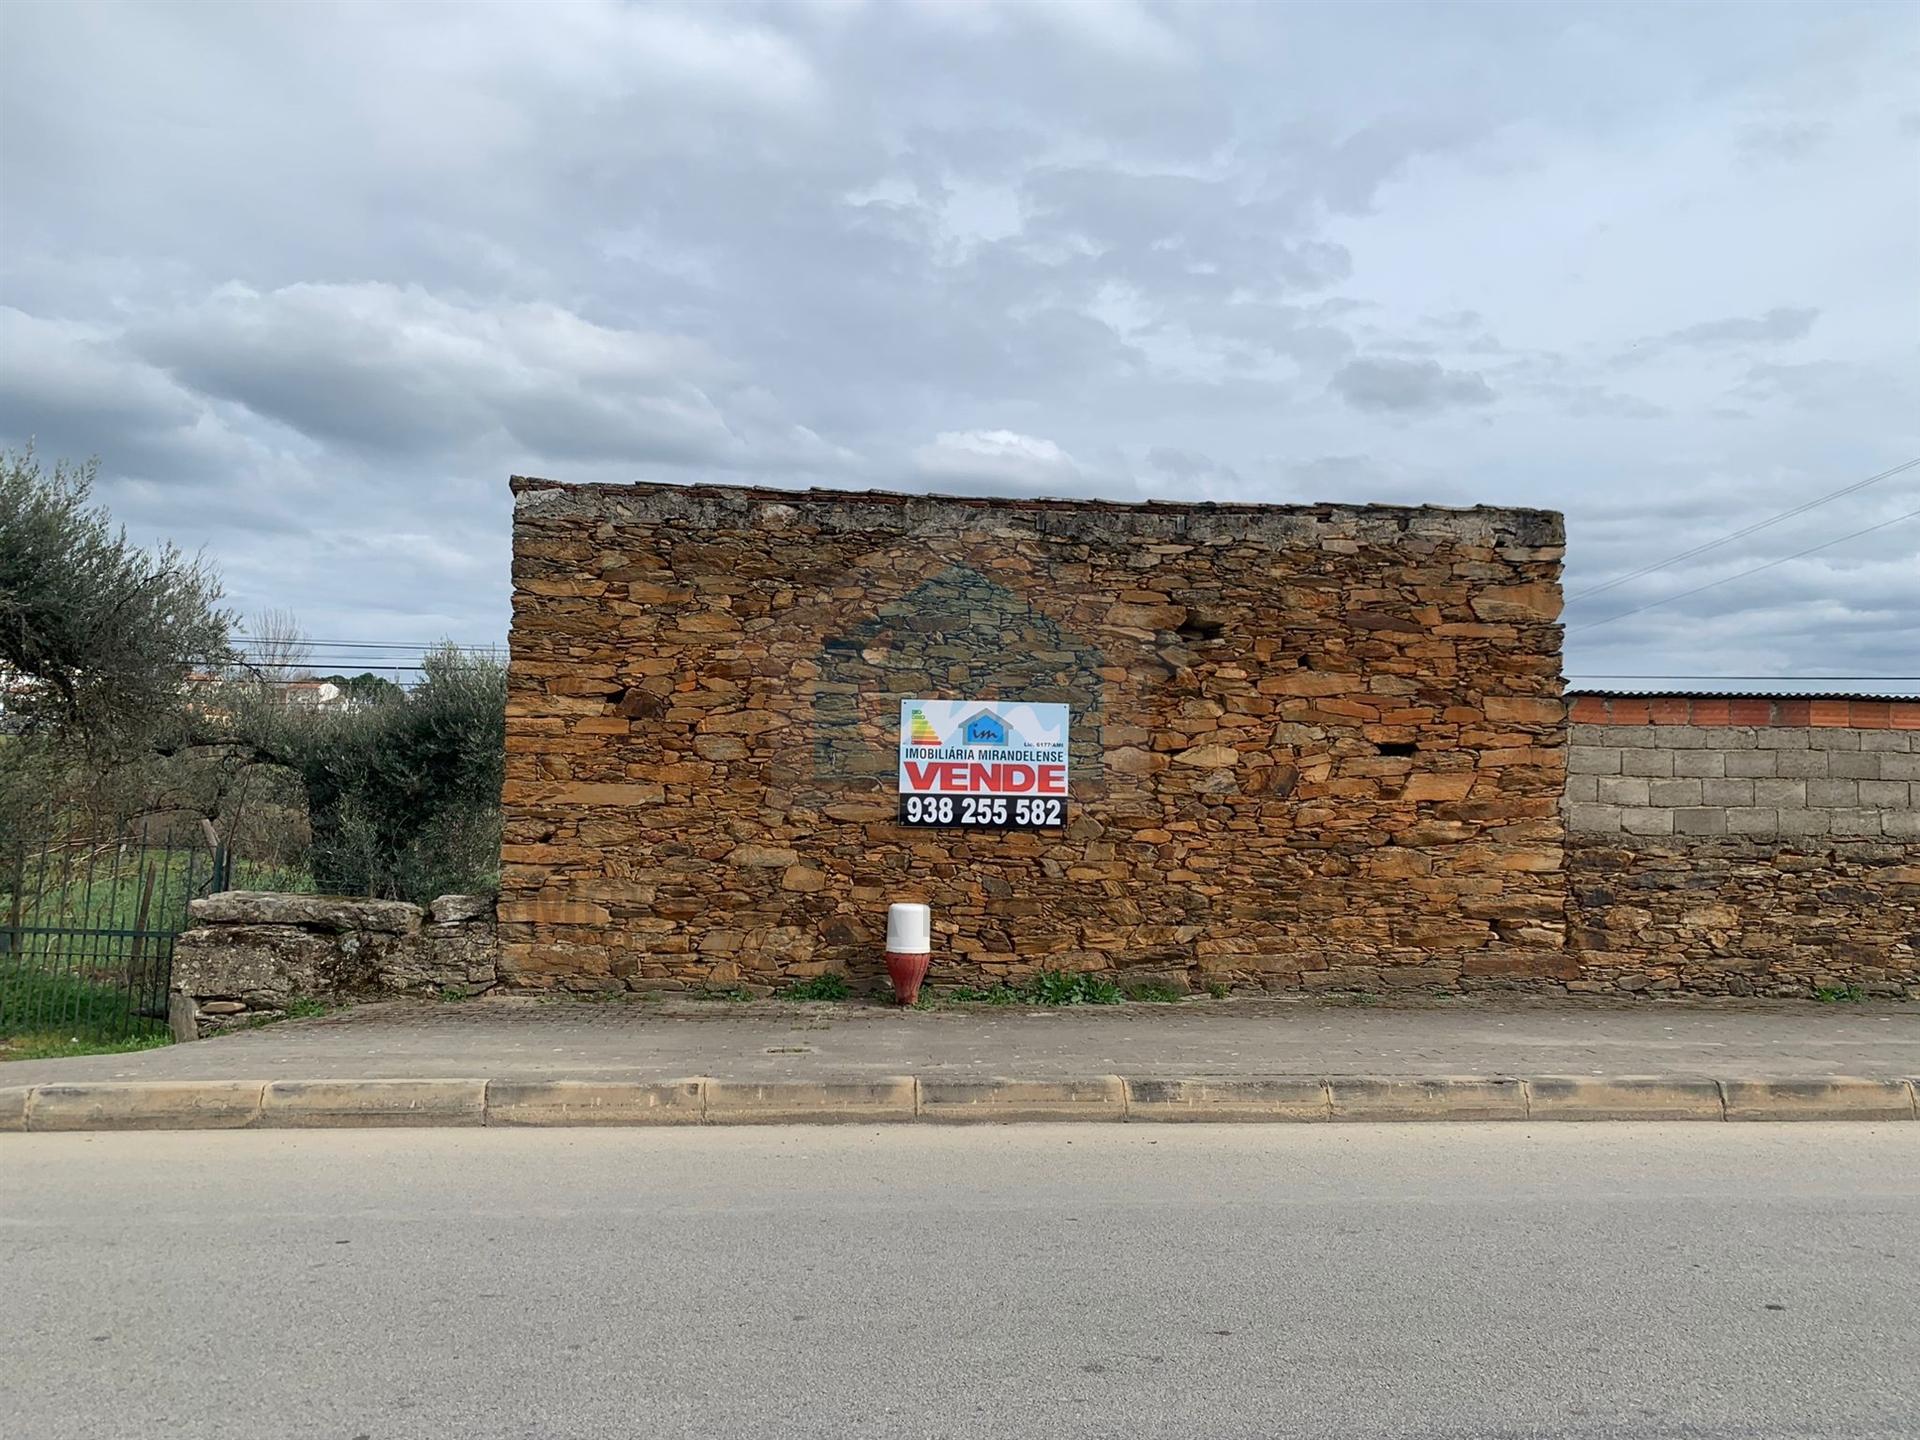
[1524,1076,1727,1122]
[1328,1076,1528,1122]
[486,1079,705,1127]
[705,1077,917,1125]
[1,1075,1915,1132]
[257,1079,487,1128]
[919,1075,1128,1123]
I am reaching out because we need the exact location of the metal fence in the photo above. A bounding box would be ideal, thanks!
[0,828,227,1040]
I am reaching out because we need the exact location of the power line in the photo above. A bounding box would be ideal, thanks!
[1567,455,1920,602]
[233,637,504,651]
[1571,503,1920,633]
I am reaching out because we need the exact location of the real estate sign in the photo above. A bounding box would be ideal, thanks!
[897,699,1070,830]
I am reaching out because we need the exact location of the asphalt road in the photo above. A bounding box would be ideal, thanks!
[4,1126,1917,1440]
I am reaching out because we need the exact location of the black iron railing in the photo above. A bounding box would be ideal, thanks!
[1,831,225,1040]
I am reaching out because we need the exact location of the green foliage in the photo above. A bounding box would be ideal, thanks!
[0,447,233,750]
[1205,980,1231,999]
[0,965,169,1042]
[284,995,332,1019]
[0,841,215,934]
[779,973,852,1001]
[691,986,753,1002]
[0,1030,172,1062]
[239,645,505,905]
[943,969,1125,1006]
[1123,981,1186,1003]
[435,985,471,1004]
[1813,984,1866,1003]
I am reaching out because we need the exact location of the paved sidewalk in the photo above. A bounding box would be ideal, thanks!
[4,994,1916,1086]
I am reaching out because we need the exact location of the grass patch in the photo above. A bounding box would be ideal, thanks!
[436,986,471,1004]
[1204,980,1232,999]
[1123,981,1187,1003]
[778,973,851,1002]
[942,968,1125,1007]
[691,986,753,1002]
[231,994,335,1031]
[1813,984,1866,1003]
[1,964,168,1042]
[0,1030,172,1062]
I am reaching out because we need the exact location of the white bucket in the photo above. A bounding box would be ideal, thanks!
[886,902,931,954]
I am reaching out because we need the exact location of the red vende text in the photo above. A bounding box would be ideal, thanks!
[903,762,1067,795]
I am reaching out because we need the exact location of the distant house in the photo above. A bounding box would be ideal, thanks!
[279,679,347,711]
[962,712,1007,746]
[180,672,354,714]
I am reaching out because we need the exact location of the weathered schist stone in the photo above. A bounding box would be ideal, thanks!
[498,477,1568,995]
[1563,837,1919,999]
[172,892,500,1029]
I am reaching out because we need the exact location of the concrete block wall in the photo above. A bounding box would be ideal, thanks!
[1564,724,1919,839]
[1563,695,1919,998]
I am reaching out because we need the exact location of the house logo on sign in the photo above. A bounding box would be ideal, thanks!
[962,711,1007,746]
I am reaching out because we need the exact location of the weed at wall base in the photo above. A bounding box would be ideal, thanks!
[779,973,852,1002]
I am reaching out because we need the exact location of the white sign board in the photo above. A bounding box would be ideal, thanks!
[897,699,1070,830]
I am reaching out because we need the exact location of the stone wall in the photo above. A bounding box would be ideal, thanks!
[172,892,498,1031]
[1563,698,1919,998]
[500,477,1567,995]
[1566,838,1918,998]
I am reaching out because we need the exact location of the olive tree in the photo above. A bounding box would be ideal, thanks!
[0,447,233,750]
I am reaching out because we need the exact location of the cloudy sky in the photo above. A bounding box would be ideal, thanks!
[2,0,1916,687]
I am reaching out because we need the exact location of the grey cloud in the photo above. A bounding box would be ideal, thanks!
[1661,307,1819,347]
[125,283,758,467]
[911,430,1084,492]
[0,1,1912,678]
[1736,120,1830,161]
[1329,357,1496,413]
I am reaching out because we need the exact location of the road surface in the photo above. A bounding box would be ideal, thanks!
[4,1125,1917,1438]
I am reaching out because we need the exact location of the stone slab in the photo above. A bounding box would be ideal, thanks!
[485,1079,706,1126]
[702,1077,916,1125]
[1720,1077,1917,1122]
[189,891,423,934]
[1123,1076,1330,1122]
[26,1081,264,1131]
[1525,1076,1725,1121]
[0,1085,31,1132]
[1326,1076,1528,1122]
[257,1078,487,1127]
[919,1075,1128,1123]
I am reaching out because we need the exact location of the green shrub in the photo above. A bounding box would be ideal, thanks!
[256,646,504,905]
[942,969,1124,1007]
[1124,981,1186,1003]
[780,973,852,1001]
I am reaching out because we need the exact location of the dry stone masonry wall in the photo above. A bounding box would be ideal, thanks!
[1563,699,1919,998]
[172,892,499,1030]
[501,478,1567,995]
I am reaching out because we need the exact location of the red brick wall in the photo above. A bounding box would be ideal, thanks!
[1569,694,1920,730]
